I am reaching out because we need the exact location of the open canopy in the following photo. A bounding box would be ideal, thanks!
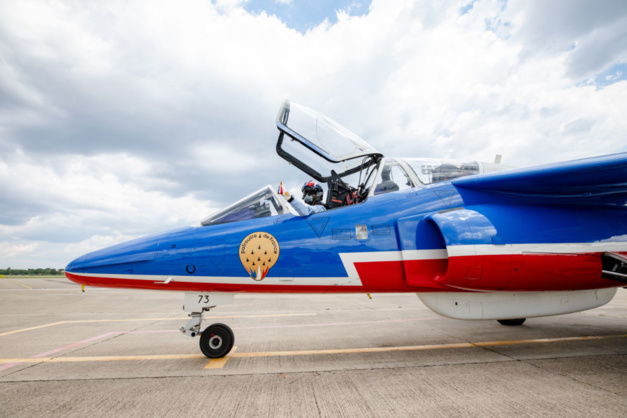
[276,100,383,182]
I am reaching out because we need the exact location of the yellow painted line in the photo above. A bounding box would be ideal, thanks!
[204,346,237,369]
[0,313,316,337]
[9,279,31,289]
[226,333,627,358]
[2,334,625,365]
[231,343,476,358]
[0,354,206,364]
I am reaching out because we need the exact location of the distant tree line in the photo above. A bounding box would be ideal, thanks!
[1,268,65,276]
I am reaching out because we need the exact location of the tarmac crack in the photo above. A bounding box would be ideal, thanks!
[311,380,323,416]
[464,341,627,398]
[521,354,627,398]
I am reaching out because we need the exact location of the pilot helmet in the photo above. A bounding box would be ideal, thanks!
[302,180,323,205]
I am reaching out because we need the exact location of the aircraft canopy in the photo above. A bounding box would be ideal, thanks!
[276,100,383,182]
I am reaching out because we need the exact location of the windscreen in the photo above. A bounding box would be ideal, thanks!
[201,185,288,226]
[404,159,481,185]
[373,159,414,195]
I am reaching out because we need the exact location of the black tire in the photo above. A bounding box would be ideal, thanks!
[199,323,234,358]
[497,318,526,326]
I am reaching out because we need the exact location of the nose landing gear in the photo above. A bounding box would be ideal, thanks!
[180,293,236,359]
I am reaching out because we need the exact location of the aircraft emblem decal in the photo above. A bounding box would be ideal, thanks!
[239,232,280,281]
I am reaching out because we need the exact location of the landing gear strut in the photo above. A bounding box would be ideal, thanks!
[180,293,236,359]
[497,318,526,326]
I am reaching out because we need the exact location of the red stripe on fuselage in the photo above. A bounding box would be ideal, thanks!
[65,270,448,294]
[66,251,625,294]
[354,260,450,292]
[65,272,374,294]
[440,252,619,291]
[354,252,621,292]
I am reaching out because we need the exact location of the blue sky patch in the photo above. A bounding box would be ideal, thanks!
[243,0,372,32]
[587,62,627,88]
[460,0,478,15]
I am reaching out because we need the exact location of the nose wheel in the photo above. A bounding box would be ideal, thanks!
[199,323,235,358]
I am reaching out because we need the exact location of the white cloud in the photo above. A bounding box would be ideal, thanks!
[0,151,213,267]
[0,242,39,261]
[503,0,627,78]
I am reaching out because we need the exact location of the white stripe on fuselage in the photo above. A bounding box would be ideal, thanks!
[447,242,627,257]
[71,242,627,287]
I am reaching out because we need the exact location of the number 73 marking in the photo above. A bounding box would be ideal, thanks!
[198,295,211,304]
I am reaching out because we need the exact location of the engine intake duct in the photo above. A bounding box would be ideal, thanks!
[426,208,616,292]
[601,252,627,283]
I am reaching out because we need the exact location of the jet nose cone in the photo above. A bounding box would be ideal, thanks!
[65,255,87,273]
[65,254,89,285]
[63,225,192,287]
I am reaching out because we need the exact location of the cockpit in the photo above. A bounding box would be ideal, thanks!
[372,158,506,193]
[200,100,512,226]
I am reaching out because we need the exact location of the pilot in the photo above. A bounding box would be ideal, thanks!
[280,180,327,216]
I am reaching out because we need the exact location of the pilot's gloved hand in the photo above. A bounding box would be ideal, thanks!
[278,182,294,202]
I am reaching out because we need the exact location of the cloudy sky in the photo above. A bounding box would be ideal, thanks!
[1,0,627,269]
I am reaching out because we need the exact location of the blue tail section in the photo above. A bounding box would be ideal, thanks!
[453,152,627,207]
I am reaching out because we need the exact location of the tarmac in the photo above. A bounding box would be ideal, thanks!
[1,277,626,417]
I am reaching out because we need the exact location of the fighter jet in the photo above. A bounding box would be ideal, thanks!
[66,100,627,358]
